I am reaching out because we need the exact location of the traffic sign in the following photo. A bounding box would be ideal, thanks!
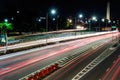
[0,34,6,43]
[112,26,116,28]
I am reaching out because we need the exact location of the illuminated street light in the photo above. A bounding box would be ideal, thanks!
[4,19,8,23]
[79,14,83,18]
[108,20,111,23]
[17,10,20,14]
[38,18,41,22]
[92,16,97,21]
[46,8,57,44]
[52,18,56,21]
[101,18,105,22]
[11,17,14,20]
[46,9,57,31]
[113,21,116,24]
[67,18,72,23]
[51,9,56,15]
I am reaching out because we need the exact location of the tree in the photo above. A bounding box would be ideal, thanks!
[0,22,13,34]
[0,22,13,53]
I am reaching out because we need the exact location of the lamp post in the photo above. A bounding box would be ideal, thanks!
[4,19,8,54]
[51,9,58,31]
[88,19,91,31]
[79,14,83,19]
[45,9,56,44]
[88,16,97,31]
[75,14,83,29]
[46,9,56,32]
[92,16,97,31]
[78,14,83,25]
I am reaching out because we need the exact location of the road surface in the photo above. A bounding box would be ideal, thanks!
[0,32,119,80]
[43,40,114,80]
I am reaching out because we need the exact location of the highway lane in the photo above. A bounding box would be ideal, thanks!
[0,34,113,80]
[74,43,120,80]
[0,34,111,65]
[101,51,120,80]
[77,44,120,80]
[43,39,113,80]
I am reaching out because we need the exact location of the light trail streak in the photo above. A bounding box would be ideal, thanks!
[101,57,120,80]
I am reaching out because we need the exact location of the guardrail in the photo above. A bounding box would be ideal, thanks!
[0,31,118,55]
[8,31,97,44]
[19,63,59,80]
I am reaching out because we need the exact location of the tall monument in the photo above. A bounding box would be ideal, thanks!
[106,1,110,20]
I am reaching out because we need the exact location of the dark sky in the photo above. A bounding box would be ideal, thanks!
[0,0,120,18]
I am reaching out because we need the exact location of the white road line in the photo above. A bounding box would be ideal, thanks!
[72,42,119,80]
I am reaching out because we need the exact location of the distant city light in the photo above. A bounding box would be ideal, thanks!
[113,21,116,23]
[11,17,14,20]
[67,19,72,23]
[108,20,111,23]
[92,16,97,20]
[76,25,86,30]
[17,10,20,13]
[92,16,97,21]
[52,18,56,21]
[38,19,41,22]
[88,20,91,23]
[101,18,105,22]
[85,21,88,24]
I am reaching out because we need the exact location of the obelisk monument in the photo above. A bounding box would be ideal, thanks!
[106,1,110,21]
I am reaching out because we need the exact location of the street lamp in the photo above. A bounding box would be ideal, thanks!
[92,16,98,31]
[4,19,8,23]
[3,19,9,54]
[78,14,83,18]
[78,14,84,27]
[75,14,83,28]
[46,9,57,44]
[88,19,91,31]
[46,9,57,32]
[92,16,97,21]
[50,9,58,30]
[51,9,56,15]
[101,18,105,22]
[17,10,20,14]
[88,16,97,31]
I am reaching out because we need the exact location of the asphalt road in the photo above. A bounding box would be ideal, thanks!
[100,47,120,80]
[43,40,112,80]
[79,44,120,80]
[0,34,112,80]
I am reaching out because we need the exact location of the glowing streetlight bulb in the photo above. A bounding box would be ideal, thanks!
[4,19,8,23]
[79,14,83,18]
[101,18,105,22]
[51,9,56,15]
[92,16,97,20]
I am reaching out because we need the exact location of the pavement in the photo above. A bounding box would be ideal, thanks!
[0,31,119,80]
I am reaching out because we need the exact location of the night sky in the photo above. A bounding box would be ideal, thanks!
[0,0,120,19]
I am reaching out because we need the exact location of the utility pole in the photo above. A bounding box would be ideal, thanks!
[46,13,48,44]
